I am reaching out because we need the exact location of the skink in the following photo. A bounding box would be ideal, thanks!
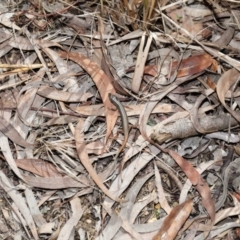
[109,93,129,160]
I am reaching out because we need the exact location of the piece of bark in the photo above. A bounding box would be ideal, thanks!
[151,113,238,144]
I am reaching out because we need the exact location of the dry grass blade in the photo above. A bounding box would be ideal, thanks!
[132,32,153,93]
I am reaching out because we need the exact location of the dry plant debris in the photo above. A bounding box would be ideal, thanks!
[1,0,240,239]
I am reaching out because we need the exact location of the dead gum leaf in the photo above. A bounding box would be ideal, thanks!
[58,51,117,143]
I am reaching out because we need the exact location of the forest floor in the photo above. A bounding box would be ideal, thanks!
[0,0,240,239]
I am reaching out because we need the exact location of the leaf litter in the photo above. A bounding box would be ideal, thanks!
[1,0,240,239]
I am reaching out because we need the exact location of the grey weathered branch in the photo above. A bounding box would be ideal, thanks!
[151,113,238,144]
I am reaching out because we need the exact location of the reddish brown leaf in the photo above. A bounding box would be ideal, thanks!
[236,227,240,238]
[166,150,215,223]
[206,76,216,90]
[143,54,214,78]
[232,192,240,202]
[58,51,118,143]
[172,54,213,78]
[15,158,63,177]
[152,199,193,240]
